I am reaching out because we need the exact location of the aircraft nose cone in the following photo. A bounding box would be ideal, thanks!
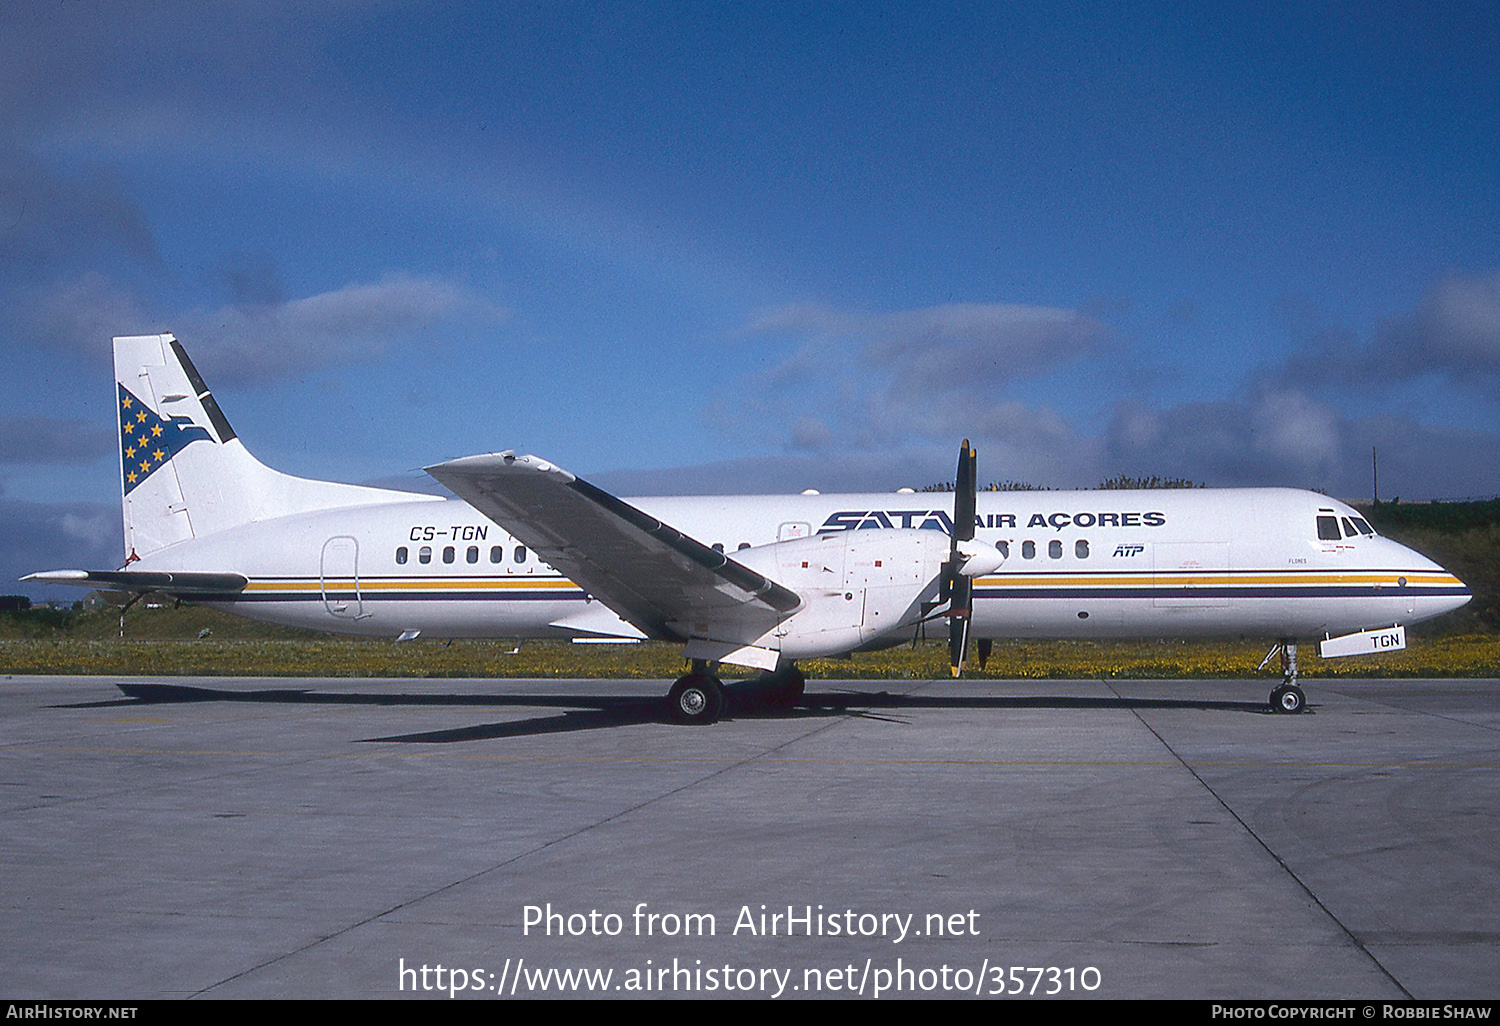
[1443,579,1473,614]
[1387,538,1471,623]
[1422,561,1471,618]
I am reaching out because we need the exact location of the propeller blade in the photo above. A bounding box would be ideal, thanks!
[948,575,972,677]
[946,439,979,678]
[953,438,977,543]
[977,638,993,670]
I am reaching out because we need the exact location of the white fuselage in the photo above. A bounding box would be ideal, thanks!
[135,487,1469,644]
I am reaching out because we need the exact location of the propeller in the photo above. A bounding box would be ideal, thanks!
[947,439,978,677]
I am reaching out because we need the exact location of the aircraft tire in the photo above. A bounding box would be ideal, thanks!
[770,666,805,708]
[668,673,724,725]
[1270,685,1306,715]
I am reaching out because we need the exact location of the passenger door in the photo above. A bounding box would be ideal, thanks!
[320,535,366,619]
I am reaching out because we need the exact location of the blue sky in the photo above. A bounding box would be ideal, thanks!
[2,1,1498,593]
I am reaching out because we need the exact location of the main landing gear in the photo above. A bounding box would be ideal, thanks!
[1264,640,1306,714]
[762,664,805,709]
[665,661,807,724]
[667,660,724,725]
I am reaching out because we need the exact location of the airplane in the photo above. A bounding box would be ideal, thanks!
[25,333,1472,723]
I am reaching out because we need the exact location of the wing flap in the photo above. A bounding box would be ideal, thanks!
[426,452,801,642]
[548,603,650,640]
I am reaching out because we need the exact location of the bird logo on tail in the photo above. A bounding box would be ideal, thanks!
[118,384,214,494]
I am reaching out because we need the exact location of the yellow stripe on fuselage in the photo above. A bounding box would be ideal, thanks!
[243,578,581,593]
[236,570,1463,596]
[975,572,1462,588]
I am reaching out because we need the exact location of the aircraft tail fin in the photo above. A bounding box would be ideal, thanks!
[114,333,427,559]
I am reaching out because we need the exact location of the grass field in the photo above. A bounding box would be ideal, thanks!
[3,606,1498,679]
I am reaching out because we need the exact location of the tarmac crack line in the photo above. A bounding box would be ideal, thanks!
[1102,679,1415,1000]
[1326,681,1500,736]
[187,701,866,998]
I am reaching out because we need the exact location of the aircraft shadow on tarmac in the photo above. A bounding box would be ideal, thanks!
[60,679,1280,742]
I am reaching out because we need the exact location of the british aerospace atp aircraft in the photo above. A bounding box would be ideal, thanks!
[27,334,1471,722]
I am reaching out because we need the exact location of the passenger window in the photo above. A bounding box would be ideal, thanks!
[467,545,479,564]
[1022,540,1035,560]
[1316,516,1340,541]
[419,546,432,564]
[396,546,408,565]
[490,546,503,563]
[996,540,1009,558]
[515,546,527,563]
[1049,540,1062,559]
[1076,539,1089,559]
[442,546,455,564]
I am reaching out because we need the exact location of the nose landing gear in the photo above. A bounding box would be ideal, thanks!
[1270,681,1306,714]
[1262,640,1306,714]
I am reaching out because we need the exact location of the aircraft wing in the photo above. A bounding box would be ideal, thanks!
[426,452,802,644]
[22,570,249,594]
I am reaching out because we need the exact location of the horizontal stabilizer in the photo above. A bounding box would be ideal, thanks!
[23,569,249,594]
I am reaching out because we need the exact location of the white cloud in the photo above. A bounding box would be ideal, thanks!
[1102,388,1500,497]
[183,274,509,382]
[1254,390,1342,478]
[25,272,150,359]
[2,499,121,596]
[1280,268,1500,391]
[24,272,510,383]
[733,299,1115,458]
[750,300,1110,388]
[789,416,831,452]
[1384,269,1500,374]
[706,289,1500,500]
[59,508,116,544]
[600,390,1500,501]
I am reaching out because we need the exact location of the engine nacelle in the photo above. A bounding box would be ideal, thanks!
[735,529,952,659]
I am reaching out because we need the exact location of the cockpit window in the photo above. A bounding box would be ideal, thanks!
[1351,518,1375,536]
[1341,517,1358,538]
[1316,516,1341,541]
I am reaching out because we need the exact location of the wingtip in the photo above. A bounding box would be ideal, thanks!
[425,451,578,485]
[21,570,88,583]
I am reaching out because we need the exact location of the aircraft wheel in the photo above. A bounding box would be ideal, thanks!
[1270,685,1306,715]
[668,673,724,725]
[772,666,805,708]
